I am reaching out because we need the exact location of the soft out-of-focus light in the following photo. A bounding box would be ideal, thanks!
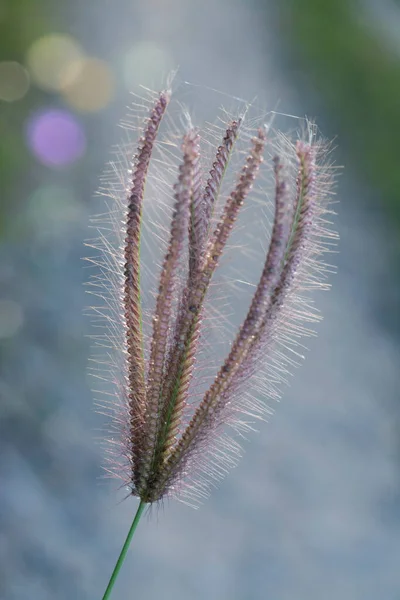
[0,61,30,101]
[122,41,174,90]
[0,300,23,339]
[26,109,86,167]
[61,57,114,112]
[26,33,83,92]
[28,184,81,239]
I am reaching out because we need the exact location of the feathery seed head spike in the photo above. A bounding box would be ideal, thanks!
[136,130,199,499]
[187,130,203,277]
[91,90,338,506]
[124,90,169,484]
[203,127,266,278]
[202,119,241,231]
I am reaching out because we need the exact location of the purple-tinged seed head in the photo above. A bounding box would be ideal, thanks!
[90,90,338,506]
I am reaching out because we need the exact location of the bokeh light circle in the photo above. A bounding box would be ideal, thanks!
[0,61,30,101]
[61,57,114,112]
[122,41,174,90]
[26,109,86,167]
[26,33,83,92]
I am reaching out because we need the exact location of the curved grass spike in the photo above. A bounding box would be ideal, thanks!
[124,91,169,487]
[96,89,337,599]
[188,131,203,278]
[204,128,266,275]
[202,119,241,242]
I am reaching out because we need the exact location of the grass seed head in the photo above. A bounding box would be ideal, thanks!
[88,88,338,507]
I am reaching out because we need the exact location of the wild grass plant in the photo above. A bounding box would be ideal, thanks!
[87,85,338,598]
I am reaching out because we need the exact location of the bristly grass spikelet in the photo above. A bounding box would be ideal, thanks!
[86,85,338,599]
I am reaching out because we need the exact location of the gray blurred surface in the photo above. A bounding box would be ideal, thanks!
[1,0,399,599]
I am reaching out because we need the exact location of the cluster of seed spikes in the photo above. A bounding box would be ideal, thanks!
[89,89,337,508]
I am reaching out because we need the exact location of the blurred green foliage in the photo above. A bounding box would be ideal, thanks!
[2,0,400,236]
[282,0,400,228]
[0,0,55,236]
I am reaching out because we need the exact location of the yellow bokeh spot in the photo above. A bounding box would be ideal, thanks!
[61,57,114,112]
[26,33,83,91]
[122,41,174,90]
[0,61,30,102]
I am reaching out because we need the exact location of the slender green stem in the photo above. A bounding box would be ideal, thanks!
[102,500,146,600]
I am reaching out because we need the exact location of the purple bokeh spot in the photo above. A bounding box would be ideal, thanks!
[26,109,86,167]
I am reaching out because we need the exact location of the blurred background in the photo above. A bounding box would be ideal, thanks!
[1,0,400,598]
